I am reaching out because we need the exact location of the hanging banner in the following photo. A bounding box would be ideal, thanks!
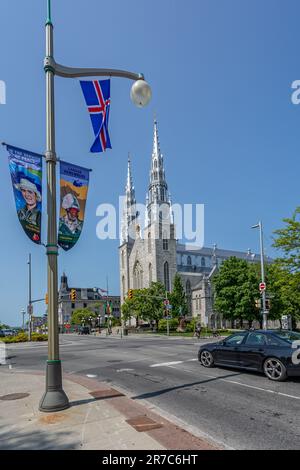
[58,161,90,251]
[7,145,43,244]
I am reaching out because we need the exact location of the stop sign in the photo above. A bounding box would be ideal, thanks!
[259,282,266,292]
[65,324,71,329]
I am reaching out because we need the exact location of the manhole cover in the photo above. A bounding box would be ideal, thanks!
[0,393,30,401]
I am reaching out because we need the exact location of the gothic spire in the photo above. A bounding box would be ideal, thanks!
[147,119,168,208]
[121,154,137,243]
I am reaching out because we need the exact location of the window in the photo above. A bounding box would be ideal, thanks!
[121,250,124,269]
[245,333,266,346]
[83,303,87,308]
[187,256,192,266]
[225,333,247,346]
[201,257,206,267]
[186,280,191,295]
[149,263,152,285]
[133,261,143,289]
[71,303,75,309]
[148,232,152,253]
[196,297,199,310]
[163,238,168,250]
[266,335,286,347]
[164,261,170,292]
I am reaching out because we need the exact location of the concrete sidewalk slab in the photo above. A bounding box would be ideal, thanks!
[0,368,221,450]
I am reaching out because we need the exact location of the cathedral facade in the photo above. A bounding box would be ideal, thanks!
[119,120,272,327]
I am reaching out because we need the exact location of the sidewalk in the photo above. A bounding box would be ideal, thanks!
[0,368,221,451]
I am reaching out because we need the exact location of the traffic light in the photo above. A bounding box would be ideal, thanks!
[255,298,261,309]
[128,289,133,299]
[265,299,271,310]
[70,289,77,301]
[45,293,48,305]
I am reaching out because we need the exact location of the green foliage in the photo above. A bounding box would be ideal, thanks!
[273,207,300,273]
[71,308,97,325]
[1,332,48,343]
[168,274,188,317]
[158,318,179,331]
[122,282,166,326]
[213,257,260,324]
[184,318,198,332]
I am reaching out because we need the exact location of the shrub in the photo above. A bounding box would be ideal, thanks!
[0,332,48,343]
[158,318,179,331]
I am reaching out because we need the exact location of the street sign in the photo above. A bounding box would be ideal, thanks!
[259,282,266,292]
[163,299,169,306]
[65,324,71,329]
[166,304,172,310]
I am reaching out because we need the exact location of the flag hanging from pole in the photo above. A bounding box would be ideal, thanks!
[80,79,112,153]
[6,145,43,244]
[58,161,90,251]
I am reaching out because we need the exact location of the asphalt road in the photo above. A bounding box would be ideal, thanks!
[4,333,300,450]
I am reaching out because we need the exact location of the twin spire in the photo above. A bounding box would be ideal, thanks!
[121,118,170,243]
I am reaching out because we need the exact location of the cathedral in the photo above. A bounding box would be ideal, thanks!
[119,120,272,327]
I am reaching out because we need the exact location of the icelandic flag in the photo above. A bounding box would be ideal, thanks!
[80,79,112,153]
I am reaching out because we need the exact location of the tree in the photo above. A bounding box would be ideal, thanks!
[273,207,300,273]
[121,282,166,329]
[213,257,260,327]
[169,274,188,317]
[71,308,97,326]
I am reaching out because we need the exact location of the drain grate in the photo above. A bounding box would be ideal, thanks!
[0,393,30,401]
[89,388,125,400]
[126,415,163,432]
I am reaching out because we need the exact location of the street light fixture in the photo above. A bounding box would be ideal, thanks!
[39,0,151,413]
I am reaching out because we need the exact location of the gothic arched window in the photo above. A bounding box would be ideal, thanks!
[163,231,168,251]
[133,261,143,289]
[201,257,205,267]
[148,232,152,253]
[187,256,192,266]
[186,280,191,295]
[149,263,152,286]
[164,261,170,292]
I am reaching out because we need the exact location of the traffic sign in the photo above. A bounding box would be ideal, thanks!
[164,299,169,306]
[65,324,71,329]
[259,282,266,292]
[166,304,173,310]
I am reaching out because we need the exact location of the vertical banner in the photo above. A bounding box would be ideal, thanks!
[7,145,43,244]
[58,161,90,251]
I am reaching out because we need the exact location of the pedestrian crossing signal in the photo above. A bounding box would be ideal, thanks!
[70,289,77,301]
[128,289,133,299]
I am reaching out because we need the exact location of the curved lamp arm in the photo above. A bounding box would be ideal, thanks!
[44,56,144,81]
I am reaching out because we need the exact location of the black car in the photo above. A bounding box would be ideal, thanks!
[78,326,90,335]
[198,330,300,381]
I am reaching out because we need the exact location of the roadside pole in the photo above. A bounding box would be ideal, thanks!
[166,291,169,337]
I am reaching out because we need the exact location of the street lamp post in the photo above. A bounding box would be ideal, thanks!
[251,221,267,330]
[21,309,26,331]
[39,0,151,413]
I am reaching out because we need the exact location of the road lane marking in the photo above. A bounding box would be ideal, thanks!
[86,374,97,378]
[116,368,134,372]
[150,361,184,367]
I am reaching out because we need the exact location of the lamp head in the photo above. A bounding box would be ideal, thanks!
[130,79,152,108]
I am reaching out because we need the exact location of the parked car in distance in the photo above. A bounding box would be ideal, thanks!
[198,330,300,382]
[0,330,5,337]
[1,329,15,337]
[78,326,90,335]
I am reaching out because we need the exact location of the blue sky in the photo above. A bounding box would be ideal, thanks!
[0,0,299,325]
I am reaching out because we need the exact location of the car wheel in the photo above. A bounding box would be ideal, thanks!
[200,350,215,368]
[263,357,287,381]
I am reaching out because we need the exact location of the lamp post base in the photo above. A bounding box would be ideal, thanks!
[39,360,70,412]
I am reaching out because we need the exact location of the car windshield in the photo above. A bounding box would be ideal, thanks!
[272,331,300,343]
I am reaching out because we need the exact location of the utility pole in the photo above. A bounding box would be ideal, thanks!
[39,0,151,413]
[252,221,267,330]
[28,254,32,341]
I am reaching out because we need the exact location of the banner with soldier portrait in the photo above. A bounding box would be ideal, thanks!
[7,145,43,244]
[58,161,90,251]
